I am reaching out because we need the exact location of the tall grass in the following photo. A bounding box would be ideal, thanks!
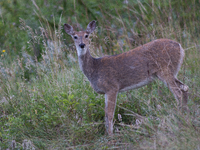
[0,0,200,149]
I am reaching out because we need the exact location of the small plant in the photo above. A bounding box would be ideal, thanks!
[0,0,199,149]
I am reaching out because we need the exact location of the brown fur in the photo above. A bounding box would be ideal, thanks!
[64,21,189,135]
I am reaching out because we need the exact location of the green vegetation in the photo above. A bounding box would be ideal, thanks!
[0,0,200,149]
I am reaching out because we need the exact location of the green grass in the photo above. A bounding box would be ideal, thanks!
[0,0,200,149]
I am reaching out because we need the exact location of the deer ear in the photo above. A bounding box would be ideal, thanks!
[64,23,75,35]
[86,20,97,34]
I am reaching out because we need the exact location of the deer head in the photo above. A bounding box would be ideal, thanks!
[64,20,96,56]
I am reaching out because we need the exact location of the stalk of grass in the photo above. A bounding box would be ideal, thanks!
[0,0,200,149]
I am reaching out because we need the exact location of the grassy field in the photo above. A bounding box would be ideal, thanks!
[0,0,200,149]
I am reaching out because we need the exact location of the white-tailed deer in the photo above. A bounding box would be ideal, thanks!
[64,21,189,135]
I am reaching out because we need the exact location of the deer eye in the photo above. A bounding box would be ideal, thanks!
[85,35,88,38]
[74,36,78,39]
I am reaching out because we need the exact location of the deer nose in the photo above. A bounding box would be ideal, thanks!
[79,43,85,48]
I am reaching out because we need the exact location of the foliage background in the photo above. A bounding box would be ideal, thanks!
[0,0,200,149]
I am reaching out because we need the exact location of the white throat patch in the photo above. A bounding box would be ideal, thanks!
[75,45,87,56]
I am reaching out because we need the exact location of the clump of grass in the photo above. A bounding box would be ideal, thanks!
[0,0,200,149]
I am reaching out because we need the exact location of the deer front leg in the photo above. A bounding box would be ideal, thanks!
[105,90,118,136]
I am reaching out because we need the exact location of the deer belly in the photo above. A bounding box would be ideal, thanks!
[119,77,154,92]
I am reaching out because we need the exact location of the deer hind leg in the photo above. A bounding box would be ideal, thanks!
[174,78,189,111]
[175,79,189,92]
[157,73,188,110]
[168,79,183,108]
[105,90,118,136]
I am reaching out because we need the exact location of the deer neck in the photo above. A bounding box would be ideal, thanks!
[78,48,95,80]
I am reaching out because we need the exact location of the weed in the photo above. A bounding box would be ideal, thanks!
[0,0,200,149]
